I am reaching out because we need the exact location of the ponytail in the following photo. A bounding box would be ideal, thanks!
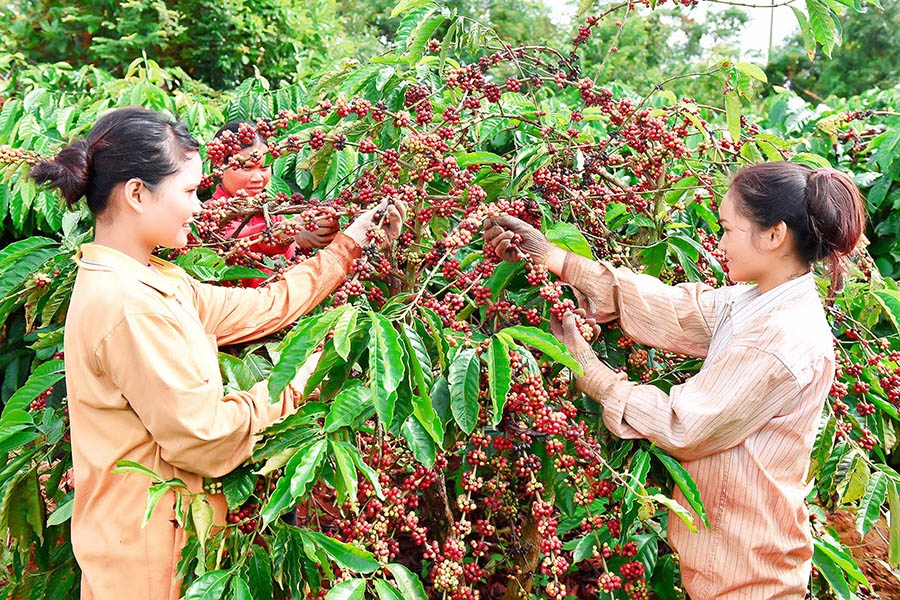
[804,167,866,296]
[30,140,92,208]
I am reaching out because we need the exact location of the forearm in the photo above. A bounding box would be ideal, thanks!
[552,250,714,357]
[157,380,297,478]
[197,233,361,344]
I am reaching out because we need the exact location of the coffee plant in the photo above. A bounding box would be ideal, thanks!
[2,0,900,598]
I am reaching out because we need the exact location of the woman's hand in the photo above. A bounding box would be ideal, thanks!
[344,199,408,248]
[483,215,552,264]
[550,309,602,368]
[292,208,340,249]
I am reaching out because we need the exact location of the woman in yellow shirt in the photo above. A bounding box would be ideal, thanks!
[30,106,405,600]
[484,163,865,599]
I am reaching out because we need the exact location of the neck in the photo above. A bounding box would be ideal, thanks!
[93,220,154,267]
[756,260,810,294]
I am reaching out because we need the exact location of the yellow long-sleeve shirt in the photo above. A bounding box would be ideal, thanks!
[63,235,359,599]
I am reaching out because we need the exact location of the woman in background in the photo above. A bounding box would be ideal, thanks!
[206,120,339,286]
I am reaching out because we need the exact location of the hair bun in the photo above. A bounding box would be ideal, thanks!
[30,139,92,207]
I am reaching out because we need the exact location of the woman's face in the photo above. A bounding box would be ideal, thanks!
[219,140,271,196]
[141,152,203,249]
[717,188,769,283]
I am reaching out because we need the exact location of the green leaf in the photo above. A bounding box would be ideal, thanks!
[46,496,73,527]
[332,307,360,361]
[222,468,256,510]
[261,439,327,527]
[324,147,359,194]
[454,151,506,168]
[837,452,870,504]
[623,450,651,518]
[411,394,443,445]
[2,359,64,415]
[403,324,434,397]
[807,0,841,57]
[242,546,273,600]
[497,325,583,375]
[184,569,231,600]
[889,482,900,567]
[640,242,668,277]
[386,563,428,600]
[111,460,163,482]
[326,382,374,432]
[2,469,44,545]
[404,10,446,65]
[229,577,253,600]
[725,91,742,142]
[190,496,214,551]
[486,337,512,426]
[734,62,767,83]
[305,531,380,573]
[872,289,900,335]
[546,222,593,259]
[340,440,384,500]
[330,439,359,507]
[813,533,869,597]
[448,348,480,434]
[401,415,436,467]
[374,579,406,600]
[390,0,431,18]
[650,447,709,528]
[857,471,887,538]
[269,307,349,401]
[325,578,366,600]
[649,493,698,533]
[792,7,818,61]
[368,311,406,426]
[143,483,170,527]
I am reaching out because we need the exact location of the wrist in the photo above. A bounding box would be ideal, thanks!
[545,246,567,275]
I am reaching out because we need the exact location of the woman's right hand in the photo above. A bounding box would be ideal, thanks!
[343,199,408,248]
[483,216,552,264]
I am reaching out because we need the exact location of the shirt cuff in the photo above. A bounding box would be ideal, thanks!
[576,356,629,417]
[322,232,362,272]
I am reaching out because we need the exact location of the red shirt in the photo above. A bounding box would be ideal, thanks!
[209,185,300,287]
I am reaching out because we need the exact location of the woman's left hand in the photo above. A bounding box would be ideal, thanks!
[550,309,602,366]
[293,208,340,249]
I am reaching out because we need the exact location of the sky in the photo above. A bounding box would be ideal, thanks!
[542,0,801,63]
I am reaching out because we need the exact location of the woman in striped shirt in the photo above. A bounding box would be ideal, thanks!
[484,162,866,599]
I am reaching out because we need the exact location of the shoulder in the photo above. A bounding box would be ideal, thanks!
[733,297,833,385]
[67,267,173,340]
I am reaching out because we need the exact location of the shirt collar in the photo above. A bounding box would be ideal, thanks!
[729,271,818,330]
[74,243,185,297]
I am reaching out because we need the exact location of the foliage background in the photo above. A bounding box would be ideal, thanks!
[1,0,900,599]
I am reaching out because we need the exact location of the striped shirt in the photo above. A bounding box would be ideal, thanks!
[562,256,833,599]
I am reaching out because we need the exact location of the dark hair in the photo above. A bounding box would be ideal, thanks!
[30,106,199,213]
[213,120,265,149]
[730,162,866,294]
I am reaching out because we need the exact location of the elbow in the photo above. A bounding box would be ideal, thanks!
[654,431,718,462]
[637,421,706,461]
[159,436,252,478]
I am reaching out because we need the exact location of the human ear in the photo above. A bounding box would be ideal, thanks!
[121,178,147,214]
[764,221,790,250]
